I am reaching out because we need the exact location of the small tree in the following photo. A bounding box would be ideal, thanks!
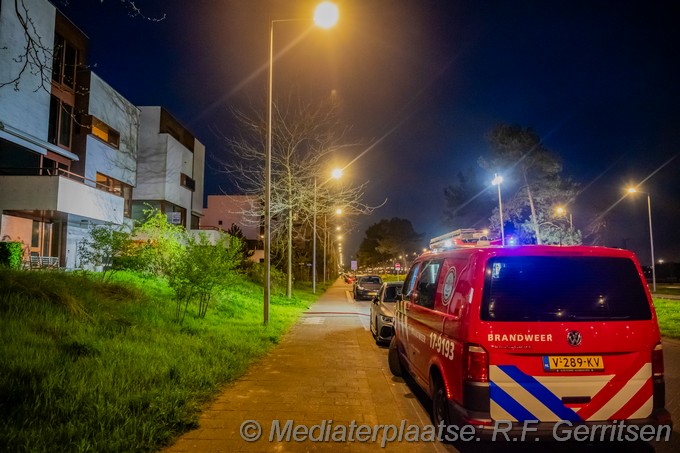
[131,209,185,277]
[77,223,132,281]
[191,232,243,319]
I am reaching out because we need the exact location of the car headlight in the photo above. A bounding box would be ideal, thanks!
[380,315,393,324]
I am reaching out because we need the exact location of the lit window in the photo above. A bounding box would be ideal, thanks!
[90,117,120,148]
[96,173,133,218]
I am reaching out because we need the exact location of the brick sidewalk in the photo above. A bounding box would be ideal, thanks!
[163,279,447,453]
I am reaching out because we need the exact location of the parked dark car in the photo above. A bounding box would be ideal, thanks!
[353,275,382,300]
[370,281,402,344]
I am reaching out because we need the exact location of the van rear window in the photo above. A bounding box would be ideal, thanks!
[481,256,651,322]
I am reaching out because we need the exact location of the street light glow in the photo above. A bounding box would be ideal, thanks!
[331,168,343,179]
[314,2,339,29]
[491,174,503,186]
[556,206,565,215]
[335,208,343,215]
[627,187,638,194]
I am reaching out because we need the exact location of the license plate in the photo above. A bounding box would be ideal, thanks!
[543,356,604,371]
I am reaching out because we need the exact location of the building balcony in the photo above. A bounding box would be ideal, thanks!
[0,168,125,224]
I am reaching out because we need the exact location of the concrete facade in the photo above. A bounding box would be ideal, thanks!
[132,106,204,230]
[0,0,206,269]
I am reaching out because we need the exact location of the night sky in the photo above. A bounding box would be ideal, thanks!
[57,0,680,265]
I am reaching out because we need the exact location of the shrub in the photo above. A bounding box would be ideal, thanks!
[0,241,23,269]
[248,262,286,295]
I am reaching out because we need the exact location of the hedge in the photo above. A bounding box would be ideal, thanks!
[0,241,23,269]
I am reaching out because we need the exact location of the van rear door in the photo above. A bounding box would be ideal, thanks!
[478,255,659,423]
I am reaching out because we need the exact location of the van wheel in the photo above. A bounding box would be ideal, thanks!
[388,336,402,376]
[432,375,452,428]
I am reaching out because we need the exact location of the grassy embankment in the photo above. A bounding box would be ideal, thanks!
[653,297,680,339]
[0,269,321,452]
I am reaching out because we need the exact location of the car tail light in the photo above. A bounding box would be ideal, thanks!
[652,342,664,378]
[464,343,489,382]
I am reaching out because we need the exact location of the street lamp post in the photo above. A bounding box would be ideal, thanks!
[555,206,573,246]
[491,174,505,246]
[627,187,656,293]
[264,2,339,322]
[313,168,342,294]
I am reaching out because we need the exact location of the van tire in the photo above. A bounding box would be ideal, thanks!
[388,336,402,377]
[431,374,452,428]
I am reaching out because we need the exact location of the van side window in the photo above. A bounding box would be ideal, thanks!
[415,260,442,308]
[402,262,422,299]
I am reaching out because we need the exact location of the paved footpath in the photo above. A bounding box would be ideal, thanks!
[163,279,447,453]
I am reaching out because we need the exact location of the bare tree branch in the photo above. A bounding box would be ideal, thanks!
[215,96,380,293]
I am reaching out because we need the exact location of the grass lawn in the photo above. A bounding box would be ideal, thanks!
[654,297,680,340]
[0,269,320,452]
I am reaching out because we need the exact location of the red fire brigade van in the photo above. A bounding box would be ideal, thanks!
[389,233,671,438]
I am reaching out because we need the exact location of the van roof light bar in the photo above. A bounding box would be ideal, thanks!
[429,229,499,251]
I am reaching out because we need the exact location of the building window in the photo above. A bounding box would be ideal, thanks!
[48,96,73,149]
[180,173,196,192]
[52,34,78,90]
[88,116,120,148]
[96,173,133,218]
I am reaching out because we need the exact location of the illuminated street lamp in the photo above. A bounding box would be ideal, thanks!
[313,168,342,293]
[555,206,573,229]
[626,187,656,292]
[265,3,339,323]
[491,174,505,246]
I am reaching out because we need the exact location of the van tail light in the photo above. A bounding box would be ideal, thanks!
[464,343,489,382]
[652,342,664,378]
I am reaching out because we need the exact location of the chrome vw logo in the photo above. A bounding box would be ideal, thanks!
[567,331,582,347]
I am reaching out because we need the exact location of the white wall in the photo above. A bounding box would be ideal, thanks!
[133,107,167,199]
[64,217,90,269]
[135,106,202,229]
[0,0,55,154]
[0,175,124,224]
[165,135,193,210]
[85,73,140,186]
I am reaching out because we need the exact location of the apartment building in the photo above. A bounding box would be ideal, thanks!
[132,107,204,230]
[0,0,204,268]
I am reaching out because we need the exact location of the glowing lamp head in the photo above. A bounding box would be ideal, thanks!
[491,174,503,186]
[556,206,565,215]
[331,168,343,179]
[627,187,637,194]
[314,2,339,29]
